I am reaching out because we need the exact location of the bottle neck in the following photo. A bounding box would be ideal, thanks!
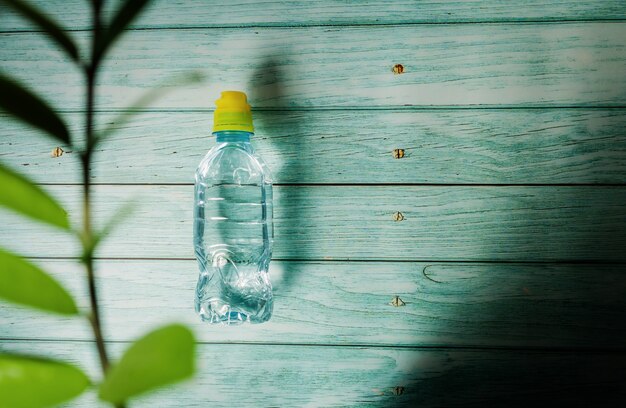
[214,130,252,143]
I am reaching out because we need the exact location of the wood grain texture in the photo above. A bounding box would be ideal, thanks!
[2,2,626,404]
[1,185,625,261]
[1,340,625,407]
[1,23,625,109]
[1,260,625,348]
[2,0,626,31]
[2,109,626,184]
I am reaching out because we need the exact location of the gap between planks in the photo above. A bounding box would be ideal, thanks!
[1,338,625,353]
[21,256,626,265]
[25,106,626,114]
[28,183,626,187]
[3,19,626,34]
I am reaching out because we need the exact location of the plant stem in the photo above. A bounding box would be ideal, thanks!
[82,166,114,375]
[84,2,127,407]
[83,0,110,373]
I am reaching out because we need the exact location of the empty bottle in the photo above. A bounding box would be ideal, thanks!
[194,91,274,325]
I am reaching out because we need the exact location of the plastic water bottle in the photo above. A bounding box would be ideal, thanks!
[194,91,274,325]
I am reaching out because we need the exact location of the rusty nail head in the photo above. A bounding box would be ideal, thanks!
[392,64,405,74]
[51,147,64,158]
[390,296,406,307]
[393,148,405,159]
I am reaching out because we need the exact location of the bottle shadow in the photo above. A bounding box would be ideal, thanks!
[248,56,306,291]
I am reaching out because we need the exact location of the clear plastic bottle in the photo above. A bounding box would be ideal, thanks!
[194,91,274,325]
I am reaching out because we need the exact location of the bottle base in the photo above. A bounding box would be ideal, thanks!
[198,309,248,325]
[195,298,272,325]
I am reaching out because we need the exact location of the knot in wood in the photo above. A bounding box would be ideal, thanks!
[393,211,405,222]
[51,147,64,158]
[392,64,405,74]
[393,148,405,159]
[390,296,406,307]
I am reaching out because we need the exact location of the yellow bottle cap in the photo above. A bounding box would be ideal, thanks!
[212,91,254,133]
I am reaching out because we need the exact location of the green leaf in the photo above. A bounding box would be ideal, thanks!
[0,162,69,229]
[0,0,79,61]
[95,0,152,61]
[0,73,70,144]
[0,248,78,315]
[99,324,195,404]
[0,354,90,408]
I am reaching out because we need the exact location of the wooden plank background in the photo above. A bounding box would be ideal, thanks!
[1,1,626,406]
[2,23,626,109]
[2,340,625,407]
[1,260,626,349]
[2,185,626,261]
[3,110,626,184]
[3,0,626,29]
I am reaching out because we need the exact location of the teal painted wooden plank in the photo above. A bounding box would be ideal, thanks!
[1,23,625,109]
[2,0,626,31]
[1,340,625,407]
[2,109,626,184]
[1,260,624,348]
[1,185,625,261]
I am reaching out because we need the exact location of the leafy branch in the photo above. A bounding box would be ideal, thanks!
[0,1,196,406]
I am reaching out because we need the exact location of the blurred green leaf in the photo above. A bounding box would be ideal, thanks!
[0,354,90,408]
[98,71,204,143]
[0,162,69,229]
[95,0,152,61]
[99,324,195,404]
[0,0,79,61]
[0,73,70,144]
[0,247,78,315]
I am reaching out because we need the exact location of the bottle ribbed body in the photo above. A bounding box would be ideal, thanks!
[194,131,273,325]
